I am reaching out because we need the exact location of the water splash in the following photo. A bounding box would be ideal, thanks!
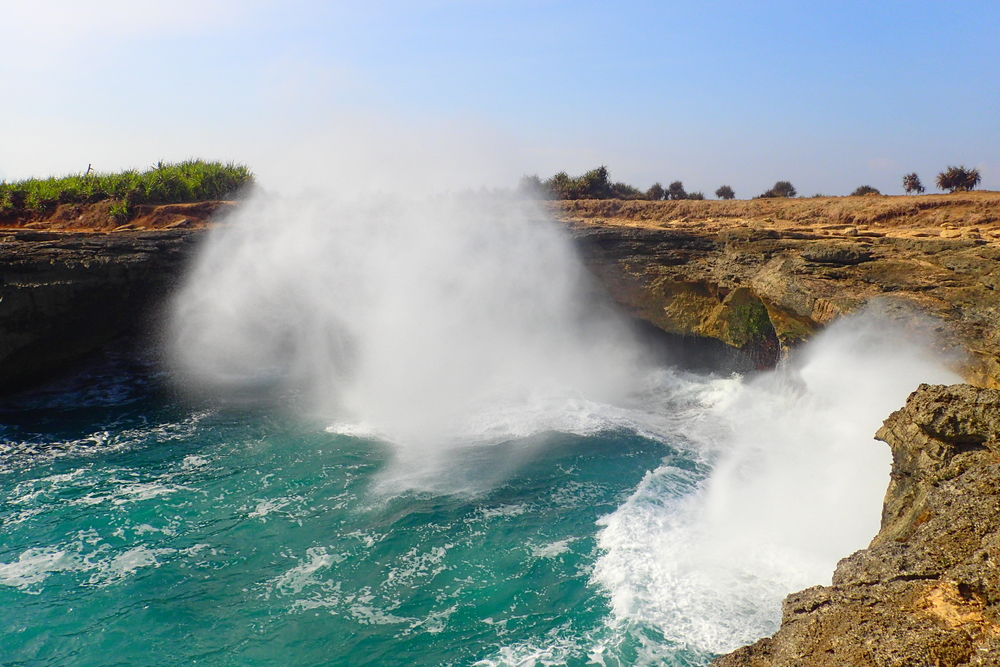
[592,309,962,654]
[167,191,645,479]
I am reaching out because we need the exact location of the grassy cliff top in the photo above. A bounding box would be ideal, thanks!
[0,160,253,223]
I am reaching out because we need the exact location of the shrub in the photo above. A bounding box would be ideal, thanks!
[936,166,981,193]
[545,172,575,199]
[902,173,925,195]
[543,166,616,199]
[579,166,613,199]
[611,181,645,199]
[688,191,705,200]
[666,181,687,200]
[715,185,735,200]
[646,182,665,201]
[0,160,255,216]
[850,185,881,196]
[759,181,797,198]
[518,174,549,199]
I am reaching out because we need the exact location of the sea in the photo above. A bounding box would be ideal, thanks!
[0,194,961,666]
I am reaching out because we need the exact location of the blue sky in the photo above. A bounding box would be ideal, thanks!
[2,0,997,196]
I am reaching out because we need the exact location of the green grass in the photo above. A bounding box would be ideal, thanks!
[0,160,254,218]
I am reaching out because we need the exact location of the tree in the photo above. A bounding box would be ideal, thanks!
[545,171,574,199]
[579,166,612,199]
[518,174,549,199]
[611,181,644,199]
[646,182,665,201]
[759,181,797,198]
[715,185,735,200]
[936,166,981,193]
[666,181,687,200]
[902,173,925,195]
[850,185,880,196]
[688,191,705,200]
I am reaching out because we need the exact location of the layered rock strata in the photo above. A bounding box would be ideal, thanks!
[563,194,1000,385]
[714,383,1000,666]
[0,226,215,394]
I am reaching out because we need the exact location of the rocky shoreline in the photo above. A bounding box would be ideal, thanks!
[713,383,1000,666]
[562,193,1000,387]
[0,202,229,393]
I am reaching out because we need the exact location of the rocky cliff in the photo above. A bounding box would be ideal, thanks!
[562,192,1000,385]
[0,202,228,394]
[713,383,1000,666]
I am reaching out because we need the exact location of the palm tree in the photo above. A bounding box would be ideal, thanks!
[902,173,925,195]
[936,166,981,193]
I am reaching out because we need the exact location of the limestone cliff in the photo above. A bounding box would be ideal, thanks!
[713,383,1000,666]
[562,192,1000,386]
[0,202,228,394]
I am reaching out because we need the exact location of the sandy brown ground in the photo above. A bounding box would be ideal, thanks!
[550,191,1000,242]
[0,200,236,232]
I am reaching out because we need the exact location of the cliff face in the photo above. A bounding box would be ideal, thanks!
[563,193,1000,386]
[713,383,1000,666]
[0,202,227,394]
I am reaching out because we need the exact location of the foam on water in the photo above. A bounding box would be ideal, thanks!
[592,311,962,654]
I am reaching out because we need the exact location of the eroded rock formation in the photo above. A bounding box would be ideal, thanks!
[0,202,229,393]
[563,193,1000,386]
[714,383,1000,666]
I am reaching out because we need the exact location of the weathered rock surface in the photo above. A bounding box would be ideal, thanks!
[0,227,206,394]
[562,193,1000,385]
[713,383,1000,667]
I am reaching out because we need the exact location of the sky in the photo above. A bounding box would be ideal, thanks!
[2,0,998,197]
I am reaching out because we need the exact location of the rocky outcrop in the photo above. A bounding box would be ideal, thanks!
[0,201,238,394]
[713,383,1000,667]
[0,228,206,394]
[563,193,1000,385]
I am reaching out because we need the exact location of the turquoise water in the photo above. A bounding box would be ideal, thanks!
[2,311,954,666]
[0,353,718,667]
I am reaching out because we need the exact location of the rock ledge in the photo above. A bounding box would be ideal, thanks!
[714,383,1000,666]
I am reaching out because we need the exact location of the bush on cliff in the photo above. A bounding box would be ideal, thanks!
[0,160,255,216]
[758,181,797,198]
[850,185,881,196]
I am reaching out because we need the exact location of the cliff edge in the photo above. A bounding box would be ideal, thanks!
[714,383,1000,666]
[564,192,1000,385]
[0,202,230,394]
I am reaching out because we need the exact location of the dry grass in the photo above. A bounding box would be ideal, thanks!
[551,191,1000,239]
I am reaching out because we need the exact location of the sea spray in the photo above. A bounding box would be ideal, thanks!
[167,191,646,489]
[591,309,962,655]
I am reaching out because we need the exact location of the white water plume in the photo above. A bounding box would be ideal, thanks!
[592,309,962,655]
[167,191,644,455]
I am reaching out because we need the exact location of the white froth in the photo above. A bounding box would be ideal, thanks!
[592,311,962,654]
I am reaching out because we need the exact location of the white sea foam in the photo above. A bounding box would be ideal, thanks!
[0,548,84,591]
[592,311,962,654]
[0,411,212,472]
